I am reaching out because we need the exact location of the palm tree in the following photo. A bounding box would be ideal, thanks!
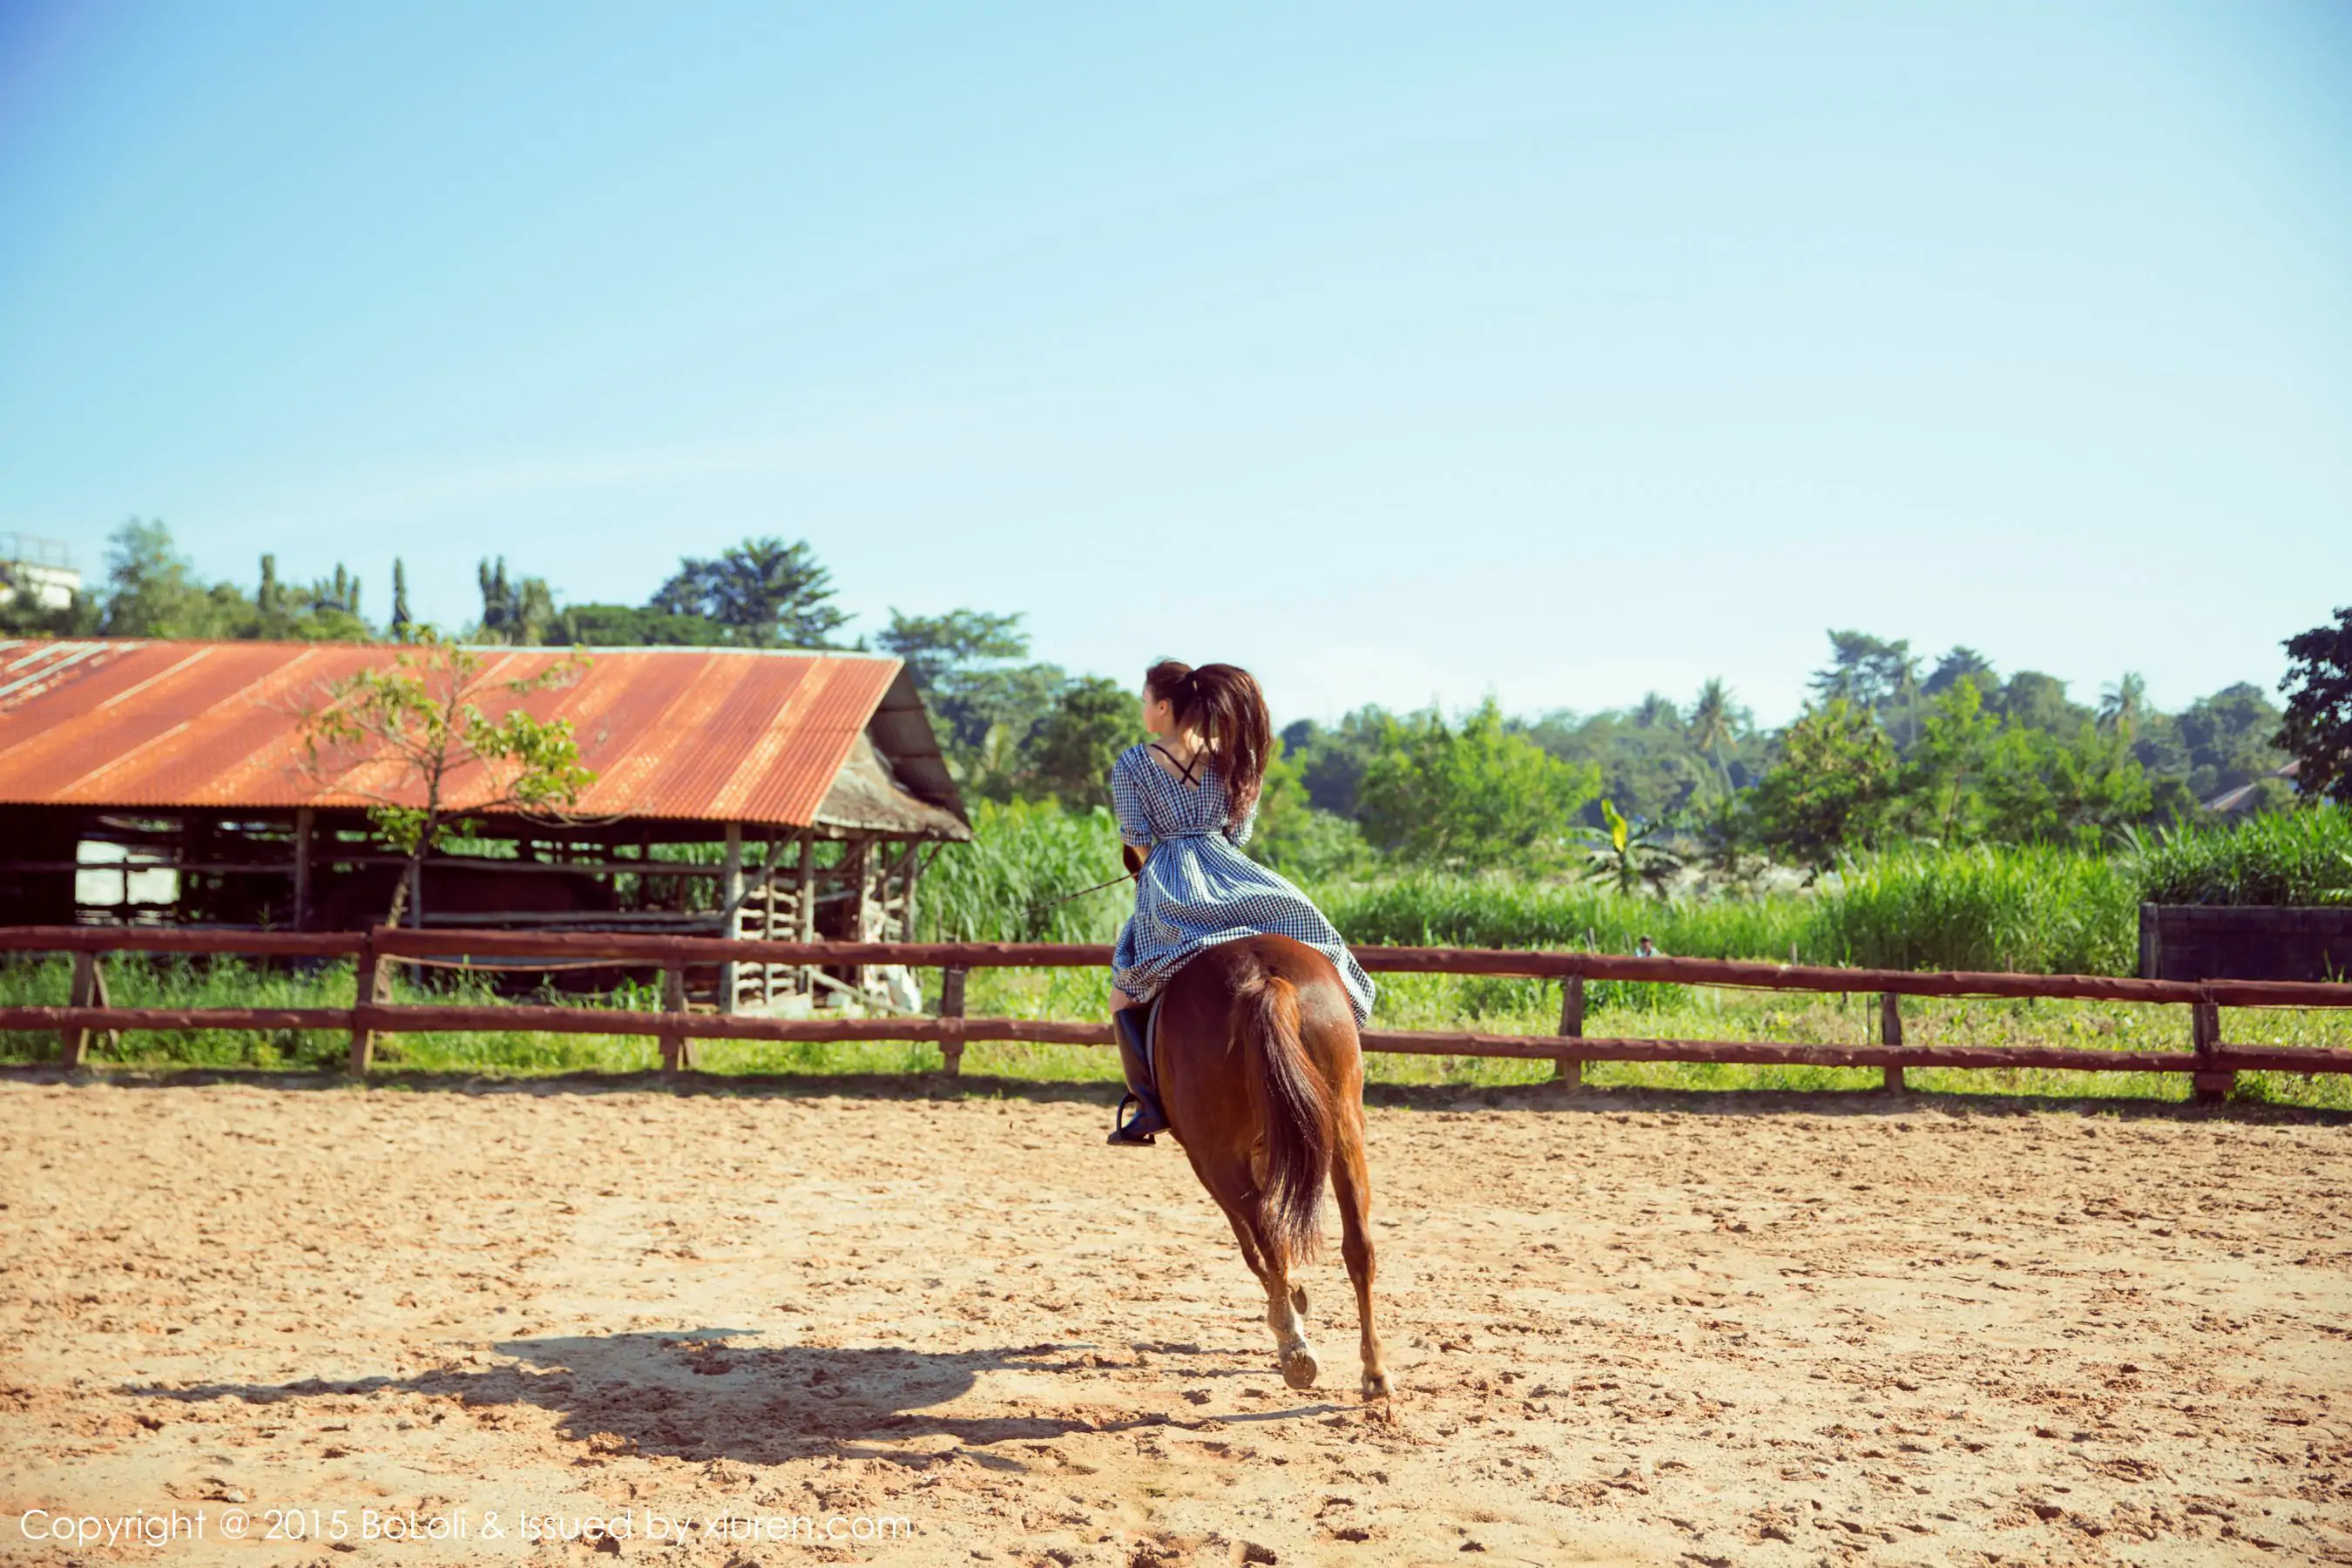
[2099,672,2147,742]
[1686,678,1739,790]
[1895,651,1923,750]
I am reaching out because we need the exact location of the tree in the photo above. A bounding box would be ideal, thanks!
[2280,605,2352,805]
[1685,677,1746,789]
[1889,678,1998,843]
[297,634,596,927]
[99,519,241,637]
[874,608,1064,780]
[1247,738,1374,879]
[390,558,413,640]
[651,537,848,647]
[1810,630,1912,709]
[876,609,1030,693]
[1578,798,1685,895]
[1995,671,2090,734]
[1632,691,1683,732]
[1278,708,1391,819]
[553,603,728,646]
[1021,676,1135,809]
[2177,682,2289,802]
[2098,672,2147,741]
[1747,698,1896,870]
[1518,705,1713,824]
[1923,646,1994,698]
[476,557,558,645]
[1355,700,1601,870]
[1977,721,2151,844]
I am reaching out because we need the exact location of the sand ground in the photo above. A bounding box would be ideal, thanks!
[0,1075,2347,1567]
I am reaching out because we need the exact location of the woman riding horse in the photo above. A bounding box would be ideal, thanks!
[1105,659,1377,1146]
[1100,660,1393,1402]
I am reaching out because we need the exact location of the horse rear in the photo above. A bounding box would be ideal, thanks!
[1152,935,1390,1402]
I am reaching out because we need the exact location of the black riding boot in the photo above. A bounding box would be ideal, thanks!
[1106,1007,1168,1146]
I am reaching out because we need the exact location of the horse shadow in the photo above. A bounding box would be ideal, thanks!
[124,1331,1213,1468]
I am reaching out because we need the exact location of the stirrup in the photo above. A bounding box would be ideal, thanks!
[1107,1092,1165,1146]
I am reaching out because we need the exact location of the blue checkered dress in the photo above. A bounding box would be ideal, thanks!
[1110,743,1375,1024]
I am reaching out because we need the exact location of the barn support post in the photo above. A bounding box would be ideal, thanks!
[1878,992,1905,1092]
[937,966,967,1077]
[658,965,690,1074]
[719,824,744,1014]
[348,936,381,1076]
[758,835,780,1009]
[794,831,816,997]
[1553,974,1585,1088]
[843,835,872,997]
[2191,999,2231,1103]
[62,951,117,1067]
[903,841,923,943]
[292,808,314,930]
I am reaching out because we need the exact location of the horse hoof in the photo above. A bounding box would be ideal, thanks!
[1281,1346,1320,1390]
[1289,1284,1309,1317]
[1361,1369,1392,1402]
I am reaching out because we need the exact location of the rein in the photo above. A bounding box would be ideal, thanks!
[1024,871,1135,919]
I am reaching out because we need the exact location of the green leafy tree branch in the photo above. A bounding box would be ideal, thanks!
[297,633,598,928]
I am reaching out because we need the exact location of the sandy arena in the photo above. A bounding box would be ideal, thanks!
[1,1076,2347,1566]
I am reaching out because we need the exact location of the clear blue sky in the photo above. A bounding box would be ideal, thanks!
[3,2,2347,727]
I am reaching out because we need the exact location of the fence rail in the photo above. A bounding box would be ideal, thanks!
[3,925,2349,1099]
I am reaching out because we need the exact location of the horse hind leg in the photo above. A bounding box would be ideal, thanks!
[1205,1170,1321,1390]
[1252,1204,1321,1391]
[1330,1111,1390,1402]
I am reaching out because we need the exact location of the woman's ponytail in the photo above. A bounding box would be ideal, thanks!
[1145,659,1273,821]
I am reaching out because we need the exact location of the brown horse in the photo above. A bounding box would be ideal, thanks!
[1147,933,1390,1402]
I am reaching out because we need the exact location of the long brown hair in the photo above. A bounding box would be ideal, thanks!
[1146,659,1273,821]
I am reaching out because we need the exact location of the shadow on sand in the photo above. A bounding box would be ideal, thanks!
[123,1330,1342,1468]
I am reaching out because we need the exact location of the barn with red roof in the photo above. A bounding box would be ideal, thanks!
[0,639,970,1014]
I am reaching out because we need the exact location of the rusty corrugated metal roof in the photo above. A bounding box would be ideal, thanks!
[0,639,944,829]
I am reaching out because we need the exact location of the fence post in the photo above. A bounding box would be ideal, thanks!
[658,964,690,1074]
[1878,991,1904,1092]
[348,936,381,1077]
[62,951,117,1068]
[938,967,967,1078]
[1554,974,1585,1089]
[2191,999,2231,1103]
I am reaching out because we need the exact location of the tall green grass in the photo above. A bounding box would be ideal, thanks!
[919,799,1130,943]
[1314,872,1814,958]
[909,806,2265,977]
[2129,803,2352,907]
[1810,844,2140,975]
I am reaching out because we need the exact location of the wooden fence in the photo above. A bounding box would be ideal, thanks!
[3,925,2350,1101]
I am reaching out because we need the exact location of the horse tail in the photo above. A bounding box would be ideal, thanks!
[1238,966,1335,1263]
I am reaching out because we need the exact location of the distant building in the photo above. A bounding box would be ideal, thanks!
[0,639,970,1016]
[0,535,81,612]
[2204,760,2301,815]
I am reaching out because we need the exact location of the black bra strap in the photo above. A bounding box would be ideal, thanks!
[1151,742,1205,786]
